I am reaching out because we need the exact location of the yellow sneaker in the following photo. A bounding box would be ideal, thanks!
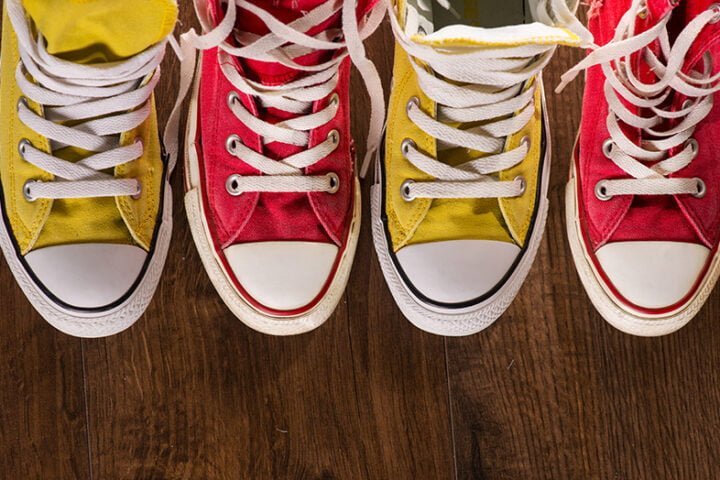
[0,0,178,337]
[371,0,587,335]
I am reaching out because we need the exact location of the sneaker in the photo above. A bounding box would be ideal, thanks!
[179,0,384,335]
[0,0,178,337]
[562,0,720,336]
[371,0,587,336]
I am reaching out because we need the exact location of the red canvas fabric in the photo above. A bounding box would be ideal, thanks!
[577,0,720,251]
[193,0,376,251]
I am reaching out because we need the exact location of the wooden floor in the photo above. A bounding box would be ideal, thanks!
[2,2,720,479]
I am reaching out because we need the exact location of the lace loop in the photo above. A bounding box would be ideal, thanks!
[7,0,168,201]
[166,0,386,194]
[388,0,589,201]
[560,0,720,198]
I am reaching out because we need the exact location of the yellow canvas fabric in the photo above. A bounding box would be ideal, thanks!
[0,11,54,254]
[499,82,545,246]
[32,91,164,252]
[23,0,178,61]
[385,41,436,250]
[411,28,582,48]
[115,97,165,250]
[385,3,555,252]
[0,2,174,254]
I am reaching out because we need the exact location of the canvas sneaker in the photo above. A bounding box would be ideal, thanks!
[0,0,178,337]
[177,0,384,335]
[371,0,588,336]
[561,0,720,336]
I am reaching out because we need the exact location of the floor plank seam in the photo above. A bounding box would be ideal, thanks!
[443,338,459,480]
[344,298,372,479]
[80,340,94,480]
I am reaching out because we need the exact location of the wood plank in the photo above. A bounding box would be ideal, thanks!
[0,5,90,477]
[0,269,90,477]
[446,36,720,480]
[7,0,720,477]
[344,20,456,480]
[82,14,455,478]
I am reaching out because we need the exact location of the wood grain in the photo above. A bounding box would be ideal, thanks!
[0,3,90,478]
[0,294,90,478]
[446,43,720,480]
[1,1,720,478]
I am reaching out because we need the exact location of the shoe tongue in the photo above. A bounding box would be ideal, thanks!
[22,0,178,62]
[400,0,582,48]
[413,21,583,48]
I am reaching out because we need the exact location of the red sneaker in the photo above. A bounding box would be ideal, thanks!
[179,0,384,335]
[562,0,720,336]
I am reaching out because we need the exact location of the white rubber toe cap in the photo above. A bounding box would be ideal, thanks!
[224,241,338,311]
[596,241,710,310]
[395,240,521,305]
[24,243,147,310]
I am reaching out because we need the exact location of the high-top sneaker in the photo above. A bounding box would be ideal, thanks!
[562,0,720,336]
[371,0,587,336]
[0,0,178,337]
[180,0,384,335]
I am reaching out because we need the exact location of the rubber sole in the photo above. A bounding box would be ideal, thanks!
[0,184,173,338]
[371,154,550,337]
[565,158,720,337]
[370,93,552,336]
[183,64,359,336]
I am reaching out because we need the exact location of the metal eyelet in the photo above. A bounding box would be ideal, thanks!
[401,138,416,158]
[400,179,415,201]
[515,176,527,196]
[637,5,649,19]
[328,129,340,145]
[602,139,615,157]
[326,172,340,194]
[225,174,243,196]
[406,97,419,116]
[329,92,340,107]
[18,138,32,158]
[595,181,612,201]
[23,179,37,202]
[710,3,720,23]
[520,135,531,148]
[693,178,707,198]
[16,96,28,112]
[686,138,699,159]
[132,181,142,200]
[226,134,241,154]
[227,91,240,108]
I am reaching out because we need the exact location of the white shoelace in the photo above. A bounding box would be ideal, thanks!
[165,0,386,196]
[387,0,589,201]
[558,0,720,200]
[7,0,171,202]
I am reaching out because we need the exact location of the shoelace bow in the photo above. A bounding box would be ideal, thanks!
[558,0,720,200]
[387,0,591,201]
[8,0,172,202]
[166,0,386,196]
